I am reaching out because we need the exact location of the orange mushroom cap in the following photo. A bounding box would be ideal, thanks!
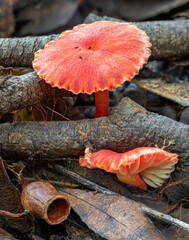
[33,21,151,94]
[79,147,179,190]
[33,21,151,118]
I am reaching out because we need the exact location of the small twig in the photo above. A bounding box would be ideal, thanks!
[160,175,189,195]
[163,203,179,215]
[53,164,115,195]
[142,205,189,232]
[25,177,79,188]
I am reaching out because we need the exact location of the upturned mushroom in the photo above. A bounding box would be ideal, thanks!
[33,21,151,118]
[79,147,179,189]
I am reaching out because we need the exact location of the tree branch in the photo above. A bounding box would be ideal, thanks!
[0,71,73,113]
[0,17,188,67]
[0,98,188,201]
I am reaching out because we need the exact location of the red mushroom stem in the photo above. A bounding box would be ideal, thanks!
[95,90,109,118]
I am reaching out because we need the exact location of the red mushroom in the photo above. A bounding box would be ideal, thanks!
[79,147,179,189]
[33,21,151,118]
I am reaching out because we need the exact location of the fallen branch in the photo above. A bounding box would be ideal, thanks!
[0,98,188,201]
[0,18,188,67]
[0,71,73,113]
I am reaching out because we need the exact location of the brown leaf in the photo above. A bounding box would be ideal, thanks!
[133,79,189,106]
[0,209,33,234]
[0,157,23,213]
[0,157,33,233]
[61,188,163,240]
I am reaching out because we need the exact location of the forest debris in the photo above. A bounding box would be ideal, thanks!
[133,79,189,106]
[62,188,163,240]
[54,165,189,235]
[0,0,15,37]
[0,157,23,214]
[0,209,33,234]
[142,205,189,232]
[86,0,189,21]
[15,0,80,35]
[0,70,73,114]
[0,20,189,68]
[53,164,169,212]
[85,14,189,61]
[0,157,33,233]
[0,97,188,202]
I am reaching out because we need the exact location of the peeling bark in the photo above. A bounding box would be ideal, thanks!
[0,18,188,67]
[0,71,73,113]
[0,98,188,202]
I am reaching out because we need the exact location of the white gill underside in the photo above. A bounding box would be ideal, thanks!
[139,162,176,188]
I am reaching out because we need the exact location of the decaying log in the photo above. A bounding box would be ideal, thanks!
[0,71,72,114]
[0,18,188,67]
[0,98,188,202]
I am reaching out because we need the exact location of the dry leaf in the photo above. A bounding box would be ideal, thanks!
[133,79,189,106]
[0,157,23,213]
[0,157,33,233]
[62,188,163,240]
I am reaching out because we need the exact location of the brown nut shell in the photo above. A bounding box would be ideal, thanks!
[21,181,70,225]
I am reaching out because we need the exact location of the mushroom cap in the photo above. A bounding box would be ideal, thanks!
[33,21,151,94]
[79,147,179,188]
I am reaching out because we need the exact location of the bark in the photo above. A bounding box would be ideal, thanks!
[0,71,73,113]
[0,97,188,201]
[0,18,189,67]
[0,34,57,67]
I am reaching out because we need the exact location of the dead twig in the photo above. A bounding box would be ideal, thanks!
[142,205,189,232]
[53,164,114,195]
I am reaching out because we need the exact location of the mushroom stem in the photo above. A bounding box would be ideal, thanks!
[95,90,109,118]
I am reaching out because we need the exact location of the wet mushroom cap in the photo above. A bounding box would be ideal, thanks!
[79,147,179,189]
[33,21,151,94]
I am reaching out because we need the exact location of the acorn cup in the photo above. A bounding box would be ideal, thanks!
[20,177,71,225]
